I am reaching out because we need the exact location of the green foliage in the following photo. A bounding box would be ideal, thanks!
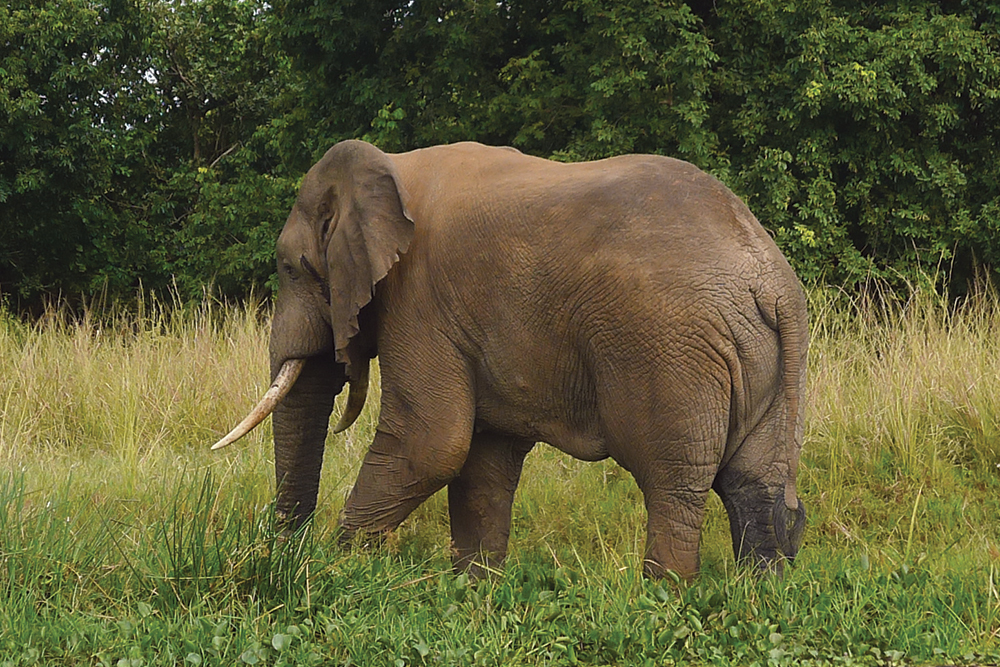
[1,0,297,309]
[0,0,159,301]
[3,0,1000,309]
[708,1,1000,287]
[272,0,1000,292]
[272,0,721,160]
[2,467,999,665]
[138,0,302,299]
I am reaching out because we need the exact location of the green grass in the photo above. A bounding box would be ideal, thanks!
[1,287,999,666]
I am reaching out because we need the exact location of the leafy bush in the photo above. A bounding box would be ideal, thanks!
[0,0,296,310]
[709,2,1000,287]
[275,0,1000,292]
[2,0,998,311]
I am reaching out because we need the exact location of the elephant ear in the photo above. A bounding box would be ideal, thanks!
[324,141,414,368]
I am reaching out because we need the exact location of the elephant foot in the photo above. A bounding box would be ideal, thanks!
[641,558,689,584]
[450,543,506,581]
[335,521,396,553]
[273,506,313,540]
[451,546,503,581]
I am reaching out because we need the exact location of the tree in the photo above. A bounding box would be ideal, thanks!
[0,0,160,304]
[271,0,719,161]
[140,0,300,299]
[707,1,1000,286]
[3,0,998,309]
[0,0,298,309]
[273,0,1000,290]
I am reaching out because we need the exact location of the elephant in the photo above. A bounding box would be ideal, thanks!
[213,139,809,580]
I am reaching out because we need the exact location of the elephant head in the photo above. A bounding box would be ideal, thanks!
[213,140,413,524]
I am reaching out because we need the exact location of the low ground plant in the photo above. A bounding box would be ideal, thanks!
[0,287,998,665]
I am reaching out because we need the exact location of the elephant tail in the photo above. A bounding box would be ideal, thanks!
[781,290,808,515]
[754,281,809,514]
[755,279,809,559]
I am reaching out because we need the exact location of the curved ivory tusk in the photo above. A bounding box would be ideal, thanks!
[331,361,369,433]
[211,358,306,450]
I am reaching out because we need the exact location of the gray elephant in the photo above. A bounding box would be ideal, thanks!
[214,140,808,580]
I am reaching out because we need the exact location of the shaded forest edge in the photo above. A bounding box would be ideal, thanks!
[3,0,999,315]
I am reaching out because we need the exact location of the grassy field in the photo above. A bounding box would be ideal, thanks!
[1,287,999,666]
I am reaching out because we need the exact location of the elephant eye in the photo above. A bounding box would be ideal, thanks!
[300,255,324,283]
[281,262,297,280]
[300,255,331,306]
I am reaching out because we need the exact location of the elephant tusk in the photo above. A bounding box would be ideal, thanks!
[331,361,369,433]
[211,358,306,450]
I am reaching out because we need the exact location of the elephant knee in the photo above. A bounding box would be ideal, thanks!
[369,429,470,486]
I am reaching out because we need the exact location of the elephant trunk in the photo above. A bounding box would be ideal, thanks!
[272,352,340,524]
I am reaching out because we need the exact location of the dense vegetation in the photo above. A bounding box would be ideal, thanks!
[3,0,999,311]
[1,287,999,665]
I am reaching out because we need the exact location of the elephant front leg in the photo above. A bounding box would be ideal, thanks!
[448,432,534,577]
[338,408,475,544]
[338,354,477,547]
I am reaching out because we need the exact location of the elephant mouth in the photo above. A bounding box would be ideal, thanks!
[211,356,369,451]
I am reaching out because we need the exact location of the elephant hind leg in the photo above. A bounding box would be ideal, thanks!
[635,468,717,580]
[713,398,803,575]
[448,431,534,577]
[608,413,725,580]
[600,395,728,578]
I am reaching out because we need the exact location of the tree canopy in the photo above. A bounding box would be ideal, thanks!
[2,0,998,311]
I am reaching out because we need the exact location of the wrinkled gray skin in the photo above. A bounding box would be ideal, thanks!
[269,140,808,580]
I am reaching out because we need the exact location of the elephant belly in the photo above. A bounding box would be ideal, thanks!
[537,422,609,461]
[470,337,608,460]
[474,404,609,462]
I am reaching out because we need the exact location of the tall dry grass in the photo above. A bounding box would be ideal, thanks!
[1,285,998,571]
[802,284,1000,572]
